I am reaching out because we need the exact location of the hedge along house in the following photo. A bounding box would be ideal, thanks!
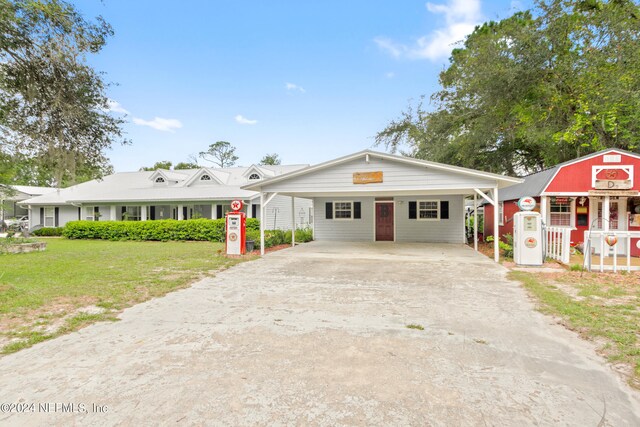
[483,148,640,258]
[21,164,313,230]
[243,150,522,260]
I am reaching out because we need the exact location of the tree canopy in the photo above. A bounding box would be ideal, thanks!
[376,0,640,175]
[0,0,127,187]
[140,160,199,171]
[199,141,238,168]
[259,153,281,165]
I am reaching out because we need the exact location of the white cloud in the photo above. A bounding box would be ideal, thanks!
[132,117,182,132]
[105,99,129,114]
[385,71,396,79]
[234,114,257,125]
[285,82,306,93]
[374,0,482,62]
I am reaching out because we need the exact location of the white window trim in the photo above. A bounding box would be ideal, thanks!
[333,201,354,220]
[498,202,504,226]
[417,199,440,221]
[44,207,55,227]
[549,198,575,228]
[85,206,96,221]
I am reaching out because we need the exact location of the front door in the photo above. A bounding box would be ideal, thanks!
[375,202,394,241]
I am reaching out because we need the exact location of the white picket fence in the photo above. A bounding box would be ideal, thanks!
[545,226,571,265]
[584,230,640,272]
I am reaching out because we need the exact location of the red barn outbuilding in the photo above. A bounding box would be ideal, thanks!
[484,149,640,257]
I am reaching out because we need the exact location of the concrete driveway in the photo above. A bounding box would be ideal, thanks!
[1,241,639,425]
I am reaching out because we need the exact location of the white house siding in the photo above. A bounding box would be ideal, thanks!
[313,197,374,241]
[264,195,313,230]
[395,195,464,243]
[312,195,464,243]
[261,157,496,193]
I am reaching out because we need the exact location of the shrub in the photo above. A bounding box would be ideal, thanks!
[32,227,65,237]
[63,219,227,242]
[244,227,314,250]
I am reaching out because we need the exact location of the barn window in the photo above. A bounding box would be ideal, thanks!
[550,200,572,226]
[248,173,261,180]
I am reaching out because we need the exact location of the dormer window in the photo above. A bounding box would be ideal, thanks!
[249,173,261,180]
[200,174,212,181]
[155,177,165,183]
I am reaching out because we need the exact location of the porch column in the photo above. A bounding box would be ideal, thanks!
[211,204,216,219]
[110,205,116,221]
[493,187,499,263]
[247,200,252,218]
[603,196,610,232]
[177,205,184,220]
[540,196,548,224]
[291,196,295,247]
[260,193,265,256]
[473,193,478,252]
[141,206,147,221]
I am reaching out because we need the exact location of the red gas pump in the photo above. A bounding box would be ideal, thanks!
[225,200,246,255]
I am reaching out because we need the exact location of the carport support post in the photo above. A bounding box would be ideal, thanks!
[291,196,295,247]
[260,193,265,256]
[473,193,478,252]
[493,187,499,263]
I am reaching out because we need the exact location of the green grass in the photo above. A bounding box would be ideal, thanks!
[406,323,424,330]
[510,270,640,388]
[0,238,245,353]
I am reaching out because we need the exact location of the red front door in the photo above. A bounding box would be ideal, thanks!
[375,202,394,241]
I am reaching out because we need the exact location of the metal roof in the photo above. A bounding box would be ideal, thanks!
[21,164,309,205]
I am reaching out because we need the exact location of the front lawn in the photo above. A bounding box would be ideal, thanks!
[0,239,246,353]
[510,270,640,388]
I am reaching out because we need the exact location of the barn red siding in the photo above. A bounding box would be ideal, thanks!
[544,152,640,193]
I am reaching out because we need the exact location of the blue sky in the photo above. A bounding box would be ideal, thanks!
[80,0,531,172]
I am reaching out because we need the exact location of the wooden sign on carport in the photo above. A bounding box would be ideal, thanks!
[353,171,383,184]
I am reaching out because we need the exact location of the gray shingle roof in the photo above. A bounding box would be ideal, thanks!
[496,166,559,202]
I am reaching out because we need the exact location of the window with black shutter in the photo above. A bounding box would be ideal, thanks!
[354,202,361,219]
[325,202,333,219]
[408,201,417,219]
[441,201,449,219]
[216,205,223,219]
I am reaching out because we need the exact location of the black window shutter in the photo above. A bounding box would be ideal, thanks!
[409,201,417,219]
[183,206,188,219]
[54,207,59,227]
[354,202,361,219]
[216,205,223,219]
[441,201,449,219]
[150,206,156,220]
[252,204,258,218]
[325,202,333,219]
[121,206,126,217]
[78,207,81,220]
[94,206,100,221]
[40,207,44,225]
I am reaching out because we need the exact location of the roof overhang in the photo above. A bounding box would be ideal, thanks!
[242,150,522,193]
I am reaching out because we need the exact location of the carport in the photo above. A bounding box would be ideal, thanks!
[243,150,521,261]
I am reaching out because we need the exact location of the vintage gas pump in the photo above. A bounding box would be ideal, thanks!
[513,196,543,266]
[225,200,246,255]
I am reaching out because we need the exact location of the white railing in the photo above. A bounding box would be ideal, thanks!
[545,226,572,264]
[584,230,640,272]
